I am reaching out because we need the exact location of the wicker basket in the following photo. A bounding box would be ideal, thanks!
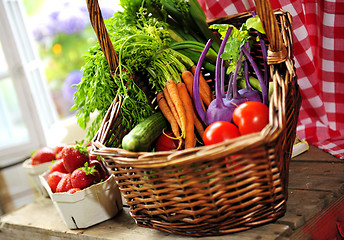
[86,0,301,236]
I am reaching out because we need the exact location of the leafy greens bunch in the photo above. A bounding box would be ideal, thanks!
[72,11,169,142]
[120,0,220,72]
[72,2,209,144]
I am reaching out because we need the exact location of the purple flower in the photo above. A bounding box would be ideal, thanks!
[31,0,121,41]
[30,14,57,42]
[37,0,90,35]
[56,8,88,35]
[62,70,82,103]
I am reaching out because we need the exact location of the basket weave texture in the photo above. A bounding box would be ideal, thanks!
[87,0,302,236]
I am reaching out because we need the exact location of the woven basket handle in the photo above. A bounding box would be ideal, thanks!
[86,0,118,77]
[255,0,288,64]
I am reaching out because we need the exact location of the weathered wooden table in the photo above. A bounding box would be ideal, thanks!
[1,145,343,240]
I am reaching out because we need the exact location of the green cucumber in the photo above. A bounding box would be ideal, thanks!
[122,112,168,152]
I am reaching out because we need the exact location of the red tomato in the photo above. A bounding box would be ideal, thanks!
[232,101,269,135]
[155,130,180,151]
[203,121,240,146]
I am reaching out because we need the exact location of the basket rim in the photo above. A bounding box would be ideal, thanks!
[92,121,278,168]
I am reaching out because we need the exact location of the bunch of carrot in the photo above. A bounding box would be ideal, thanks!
[157,67,214,149]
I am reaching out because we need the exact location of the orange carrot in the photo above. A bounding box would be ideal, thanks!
[163,86,181,129]
[166,80,186,139]
[157,92,180,139]
[181,70,195,97]
[182,70,206,111]
[191,65,215,104]
[178,74,205,139]
[177,82,195,148]
[192,111,205,138]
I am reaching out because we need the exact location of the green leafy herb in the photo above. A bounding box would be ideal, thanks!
[210,15,265,74]
[246,16,265,34]
[72,11,165,141]
[72,1,221,143]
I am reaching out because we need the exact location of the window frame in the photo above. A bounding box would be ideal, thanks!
[0,0,58,167]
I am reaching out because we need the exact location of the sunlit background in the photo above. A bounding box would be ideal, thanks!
[0,0,121,214]
[23,0,121,117]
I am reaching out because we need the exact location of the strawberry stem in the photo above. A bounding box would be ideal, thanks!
[80,162,98,176]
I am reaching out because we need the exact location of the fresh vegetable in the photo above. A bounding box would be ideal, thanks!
[166,80,187,138]
[237,42,262,103]
[72,11,165,142]
[71,162,101,189]
[193,16,269,127]
[181,70,207,115]
[31,147,55,165]
[72,0,271,153]
[194,28,244,126]
[170,40,218,70]
[210,18,268,106]
[191,65,214,104]
[157,91,180,139]
[73,0,221,142]
[252,11,269,99]
[61,144,89,173]
[155,130,180,151]
[240,44,268,105]
[122,112,168,152]
[181,70,195,97]
[193,39,213,126]
[232,101,269,135]
[158,78,205,148]
[163,86,181,129]
[238,75,274,101]
[177,82,196,148]
[121,0,220,52]
[192,111,205,139]
[182,68,212,108]
[203,121,240,146]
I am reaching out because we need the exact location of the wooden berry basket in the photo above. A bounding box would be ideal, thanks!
[86,0,301,236]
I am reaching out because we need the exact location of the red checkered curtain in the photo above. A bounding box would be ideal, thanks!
[199,0,344,159]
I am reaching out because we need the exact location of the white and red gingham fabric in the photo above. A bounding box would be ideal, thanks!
[198,0,344,159]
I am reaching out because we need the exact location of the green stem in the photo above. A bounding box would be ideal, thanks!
[170,41,218,57]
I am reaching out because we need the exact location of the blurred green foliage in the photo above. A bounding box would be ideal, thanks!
[37,27,97,90]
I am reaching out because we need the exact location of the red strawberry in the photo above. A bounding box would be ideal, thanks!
[67,188,82,194]
[56,173,72,193]
[31,147,55,165]
[48,171,65,193]
[54,144,67,160]
[89,159,109,181]
[50,159,68,173]
[71,162,101,189]
[61,144,89,173]
[89,154,98,161]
